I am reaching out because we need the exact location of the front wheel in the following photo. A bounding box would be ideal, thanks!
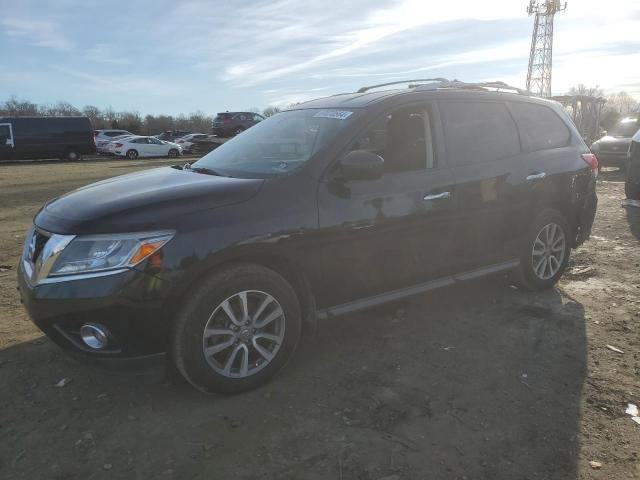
[126,149,138,159]
[171,264,302,394]
[168,148,179,158]
[515,209,571,291]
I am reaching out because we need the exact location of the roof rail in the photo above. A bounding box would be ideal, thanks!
[356,78,450,93]
[356,79,532,96]
[423,80,531,95]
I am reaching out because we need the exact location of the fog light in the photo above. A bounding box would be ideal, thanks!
[80,323,110,350]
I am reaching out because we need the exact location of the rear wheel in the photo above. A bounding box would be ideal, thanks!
[625,166,640,200]
[233,127,244,136]
[172,264,302,394]
[515,209,571,290]
[168,148,179,158]
[126,149,138,159]
[64,148,81,161]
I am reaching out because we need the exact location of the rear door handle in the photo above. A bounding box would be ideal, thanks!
[423,191,451,201]
[526,172,547,181]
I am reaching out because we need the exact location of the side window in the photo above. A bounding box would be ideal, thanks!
[440,101,520,166]
[351,105,435,173]
[238,114,247,121]
[0,125,12,143]
[254,114,264,122]
[509,102,570,151]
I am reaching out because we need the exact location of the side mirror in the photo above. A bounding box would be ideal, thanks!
[338,150,384,180]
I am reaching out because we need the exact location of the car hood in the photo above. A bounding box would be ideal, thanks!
[35,166,264,234]
[594,135,632,146]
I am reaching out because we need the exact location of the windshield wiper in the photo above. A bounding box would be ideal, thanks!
[190,166,231,177]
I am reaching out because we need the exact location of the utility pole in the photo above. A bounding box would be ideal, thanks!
[526,0,566,97]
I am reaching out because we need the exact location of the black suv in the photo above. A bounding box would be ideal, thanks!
[626,129,640,199]
[590,117,639,169]
[18,80,598,394]
[156,130,192,142]
[212,112,265,137]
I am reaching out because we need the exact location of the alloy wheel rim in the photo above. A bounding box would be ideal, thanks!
[531,222,566,280]
[201,290,285,378]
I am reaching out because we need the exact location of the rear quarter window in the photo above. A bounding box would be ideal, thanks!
[509,102,570,151]
[440,101,520,166]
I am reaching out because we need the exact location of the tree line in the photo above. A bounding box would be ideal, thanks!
[0,96,282,135]
[1,86,637,134]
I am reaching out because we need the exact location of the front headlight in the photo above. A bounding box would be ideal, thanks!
[49,231,174,277]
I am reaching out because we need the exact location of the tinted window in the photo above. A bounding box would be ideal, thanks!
[352,105,435,173]
[0,125,12,142]
[510,102,570,151]
[441,102,520,166]
[215,113,232,121]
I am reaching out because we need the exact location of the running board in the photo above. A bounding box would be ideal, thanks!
[316,259,519,319]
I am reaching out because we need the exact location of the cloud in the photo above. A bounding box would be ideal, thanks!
[49,65,178,97]
[84,43,131,65]
[0,17,72,50]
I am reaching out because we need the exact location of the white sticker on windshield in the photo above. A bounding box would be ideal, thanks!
[313,110,353,120]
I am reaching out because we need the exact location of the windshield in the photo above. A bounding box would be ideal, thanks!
[609,121,639,137]
[193,109,357,178]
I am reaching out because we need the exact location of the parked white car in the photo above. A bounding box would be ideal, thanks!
[94,129,133,154]
[175,133,209,153]
[111,136,182,159]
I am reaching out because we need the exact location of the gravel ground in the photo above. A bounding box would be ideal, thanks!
[0,159,638,479]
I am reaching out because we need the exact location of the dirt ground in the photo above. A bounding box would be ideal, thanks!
[0,159,638,480]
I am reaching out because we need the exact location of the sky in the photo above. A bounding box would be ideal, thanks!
[0,0,638,115]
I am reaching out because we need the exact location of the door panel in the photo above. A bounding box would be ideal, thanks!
[0,123,14,160]
[439,100,522,271]
[315,103,457,307]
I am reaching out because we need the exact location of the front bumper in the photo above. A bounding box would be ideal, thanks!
[18,262,174,369]
[595,152,627,168]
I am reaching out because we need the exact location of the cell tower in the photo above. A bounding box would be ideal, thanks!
[526,0,567,97]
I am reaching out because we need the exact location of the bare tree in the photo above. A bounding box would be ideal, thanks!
[2,95,40,116]
[262,106,281,117]
[567,84,605,98]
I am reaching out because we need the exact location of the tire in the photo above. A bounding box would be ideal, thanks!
[625,167,640,200]
[171,264,302,394]
[64,148,81,161]
[515,209,571,291]
[168,148,179,158]
[233,127,244,136]
[126,149,138,159]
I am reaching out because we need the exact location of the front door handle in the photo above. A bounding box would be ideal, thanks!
[526,172,547,181]
[423,191,451,201]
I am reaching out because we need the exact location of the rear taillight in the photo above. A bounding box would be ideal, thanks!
[581,153,599,174]
[114,143,123,147]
